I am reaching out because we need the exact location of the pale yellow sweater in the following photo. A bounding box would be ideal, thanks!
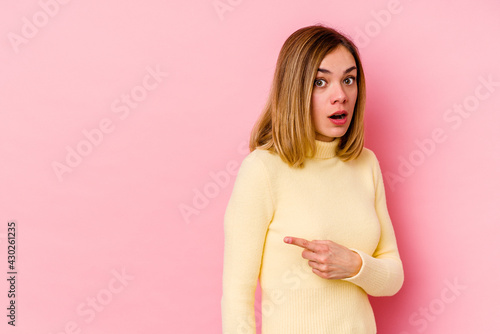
[221,138,404,334]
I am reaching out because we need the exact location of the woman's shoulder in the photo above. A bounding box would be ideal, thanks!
[243,147,280,164]
[356,146,379,163]
[238,148,283,178]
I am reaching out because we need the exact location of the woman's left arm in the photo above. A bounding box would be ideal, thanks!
[284,153,404,296]
[341,154,404,296]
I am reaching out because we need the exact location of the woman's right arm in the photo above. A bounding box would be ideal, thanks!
[221,152,275,334]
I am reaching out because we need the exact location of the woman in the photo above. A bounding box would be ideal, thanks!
[221,24,404,334]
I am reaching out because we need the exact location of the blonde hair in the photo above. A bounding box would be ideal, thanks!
[249,24,366,168]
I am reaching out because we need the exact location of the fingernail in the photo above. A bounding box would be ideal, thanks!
[284,237,290,243]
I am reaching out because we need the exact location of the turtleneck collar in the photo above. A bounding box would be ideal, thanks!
[306,138,341,159]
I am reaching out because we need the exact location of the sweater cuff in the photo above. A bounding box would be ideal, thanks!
[342,248,391,295]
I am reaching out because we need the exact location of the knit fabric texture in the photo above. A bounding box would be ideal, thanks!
[221,138,404,334]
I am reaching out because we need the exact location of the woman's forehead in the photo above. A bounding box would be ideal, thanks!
[317,46,356,74]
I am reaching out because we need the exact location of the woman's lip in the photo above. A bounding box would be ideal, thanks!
[328,110,347,117]
[328,110,348,125]
[329,116,347,125]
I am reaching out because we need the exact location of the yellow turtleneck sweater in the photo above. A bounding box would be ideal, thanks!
[221,138,404,334]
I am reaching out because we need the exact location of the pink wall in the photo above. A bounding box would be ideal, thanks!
[1,0,499,333]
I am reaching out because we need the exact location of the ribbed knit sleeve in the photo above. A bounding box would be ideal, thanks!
[342,153,404,296]
[221,152,275,334]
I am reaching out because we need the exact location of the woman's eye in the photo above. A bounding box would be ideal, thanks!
[314,79,326,87]
[344,77,356,85]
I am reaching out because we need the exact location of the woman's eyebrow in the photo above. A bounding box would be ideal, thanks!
[317,66,357,75]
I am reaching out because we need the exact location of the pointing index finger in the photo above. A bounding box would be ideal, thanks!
[284,236,316,251]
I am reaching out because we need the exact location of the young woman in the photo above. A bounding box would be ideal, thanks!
[221,24,404,334]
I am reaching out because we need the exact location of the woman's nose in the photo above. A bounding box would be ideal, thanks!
[330,85,347,104]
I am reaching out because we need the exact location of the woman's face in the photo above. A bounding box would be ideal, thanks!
[311,45,358,142]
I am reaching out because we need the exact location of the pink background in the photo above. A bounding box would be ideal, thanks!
[1,1,499,333]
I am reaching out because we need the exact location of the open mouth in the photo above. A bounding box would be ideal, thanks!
[328,113,347,119]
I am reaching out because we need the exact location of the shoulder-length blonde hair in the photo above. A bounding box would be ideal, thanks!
[249,24,366,168]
